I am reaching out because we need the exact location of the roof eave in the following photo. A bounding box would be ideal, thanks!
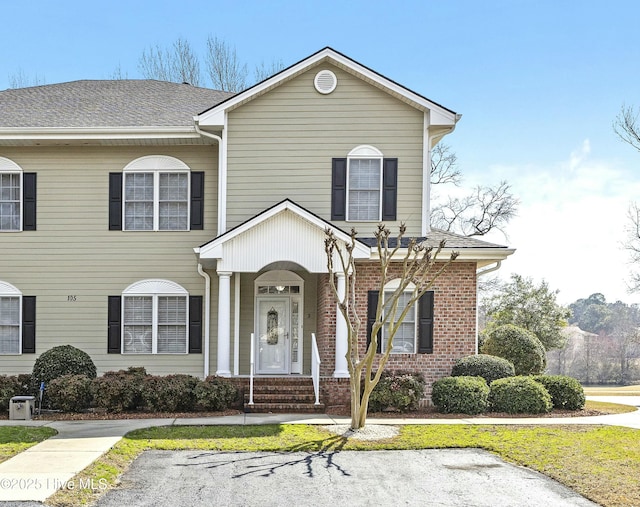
[0,126,200,142]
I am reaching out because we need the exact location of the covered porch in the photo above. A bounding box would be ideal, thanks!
[194,200,370,383]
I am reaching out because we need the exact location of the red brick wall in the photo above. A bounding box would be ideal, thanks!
[316,261,478,406]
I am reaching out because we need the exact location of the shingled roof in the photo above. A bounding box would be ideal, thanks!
[0,80,234,128]
[359,228,508,249]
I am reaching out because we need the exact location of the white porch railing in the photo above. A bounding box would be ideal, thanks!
[248,332,255,405]
[311,333,321,405]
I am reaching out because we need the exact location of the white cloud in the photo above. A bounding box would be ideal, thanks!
[466,140,640,306]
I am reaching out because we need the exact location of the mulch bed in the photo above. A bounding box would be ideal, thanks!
[0,406,610,421]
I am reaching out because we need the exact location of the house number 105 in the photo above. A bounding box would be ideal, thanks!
[67,295,77,302]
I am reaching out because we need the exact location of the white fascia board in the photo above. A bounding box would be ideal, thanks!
[196,48,458,127]
[0,126,200,141]
[370,247,516,265]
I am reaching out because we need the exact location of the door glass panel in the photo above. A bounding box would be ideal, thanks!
[257,299,288,373]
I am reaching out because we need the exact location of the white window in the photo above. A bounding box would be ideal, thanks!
[0,158,22,231]
[0,282,21,354]
[382,280,417,354]
[123,156,190,231]
[122,280,188,354]
[347,145,383,221]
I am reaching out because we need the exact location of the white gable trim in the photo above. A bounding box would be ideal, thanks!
[195,200,370,272]
[196,47,459,128]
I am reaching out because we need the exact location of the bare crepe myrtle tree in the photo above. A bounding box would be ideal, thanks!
[325,223,459,430]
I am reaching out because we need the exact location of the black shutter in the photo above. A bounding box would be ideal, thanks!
[418,291,434,354]
[22,173,37,231]
[331,158,347,220]
[189,295,203,354]
[108,173,123,230]
[21,296,36,353]
[382,158,398,221]
[190,172,204,230]
[366,291,382,353]
[107,296,122,353]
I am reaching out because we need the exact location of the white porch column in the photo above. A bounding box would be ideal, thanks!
[216,271,232,377]
[333,272,350,378]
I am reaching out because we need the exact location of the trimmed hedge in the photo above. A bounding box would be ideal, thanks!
[140,374,199,412]
[489,376,552,414]
[0,375,22,413]
[92,367,147,413]
[46,374,93,413]
[451,354,515,384]
[194,376,238,411]
[431,376,489,415]
[534,375,585,410]
[369,372,426,413]
[32,345,96,389]
[481,325,546,375]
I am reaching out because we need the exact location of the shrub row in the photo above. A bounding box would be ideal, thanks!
[368,372,426,413]
[431,374,585,415]
[2,369,238,414]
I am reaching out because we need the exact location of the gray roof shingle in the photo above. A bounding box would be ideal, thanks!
[0,80,234,128]
[359,228,507,249]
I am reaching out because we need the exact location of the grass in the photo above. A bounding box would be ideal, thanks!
[0,426,57,463]
[584,385,640,396]
[47,422,640,507]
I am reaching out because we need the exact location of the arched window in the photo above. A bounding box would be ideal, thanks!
[346,145,383,221]
[121,280,189,354]
[121,155,193,231]
[0,281,22,354]
[0,157,24,231]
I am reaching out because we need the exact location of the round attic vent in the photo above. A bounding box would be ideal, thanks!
[314,70,337,94]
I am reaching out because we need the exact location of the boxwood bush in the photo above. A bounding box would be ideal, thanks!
[368,372,426,412]
[481,325,546,375]
[0,375,22,413]
[451,354,515,384]
[194,376,238,411]
[92,367,147,413]
[141,374,199,412]
[489,376,552,414]
[431,376,489,415]
[46,374,93,413]
[534,375,585,410]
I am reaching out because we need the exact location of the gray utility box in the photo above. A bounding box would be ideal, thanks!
[9,396,36,420]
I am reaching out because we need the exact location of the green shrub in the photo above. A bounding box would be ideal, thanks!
[481,325,546,375]
[489,376,552,414]
[0,375,22,413]
[534,375,585,410]
[368,372,426,412]
[194,376,238,411]
[92,367,147,413]
[32,345,96,389]
[451,354,515,384]
[141,374,199,412]
[46,374,93,413]
[431,376,489,414]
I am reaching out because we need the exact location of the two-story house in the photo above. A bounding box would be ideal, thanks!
[0,47,513,410]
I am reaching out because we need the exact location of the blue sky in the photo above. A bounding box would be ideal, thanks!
[3,0,640,306]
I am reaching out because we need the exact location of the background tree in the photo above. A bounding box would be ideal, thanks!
[483,274,570,350]
[204,36,248,92]
[325,224,457,430]
[138,37,202,86]
[7,69,45,89]
[614,105,640,153]
[430,144,519,238]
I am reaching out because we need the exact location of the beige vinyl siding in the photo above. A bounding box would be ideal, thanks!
[0,145,218,376]
[226,63,425,235]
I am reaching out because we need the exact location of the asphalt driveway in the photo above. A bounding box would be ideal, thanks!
[93,449,599,507]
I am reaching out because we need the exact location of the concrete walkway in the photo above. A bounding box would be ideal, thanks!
[0,396,638,503]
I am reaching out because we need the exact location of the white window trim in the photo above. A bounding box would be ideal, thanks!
[346,145,383,222]
[0,281,22,355]
[121,279,189,354]
[122,155,191,232]
[382,279,417,354]
[0,157,23,232]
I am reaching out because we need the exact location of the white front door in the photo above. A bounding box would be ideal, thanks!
[256,298,290,374]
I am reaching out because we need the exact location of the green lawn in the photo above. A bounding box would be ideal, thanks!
[47,422,640,507]
[0,426,57,463]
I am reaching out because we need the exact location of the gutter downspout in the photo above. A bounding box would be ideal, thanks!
[194,123,222,379]
[197,263,211,378]
[475,261,502,353]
